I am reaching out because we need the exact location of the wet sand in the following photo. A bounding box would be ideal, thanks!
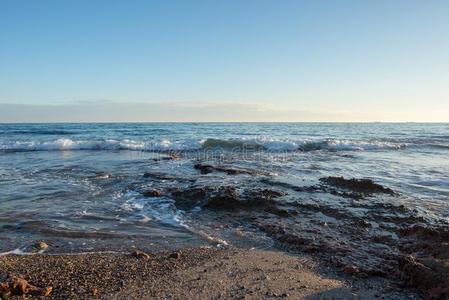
[0,247,422,300]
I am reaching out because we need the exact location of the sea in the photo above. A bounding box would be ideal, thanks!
[0,123,448,263]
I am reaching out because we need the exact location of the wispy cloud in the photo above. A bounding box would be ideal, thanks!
[0,101,340,122]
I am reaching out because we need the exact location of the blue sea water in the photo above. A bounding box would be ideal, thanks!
[0,123,448,253]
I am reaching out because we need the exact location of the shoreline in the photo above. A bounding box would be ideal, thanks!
[1,247,422,300]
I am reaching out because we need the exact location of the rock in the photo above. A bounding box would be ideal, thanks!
[204,186,239,209]
[131,250,150,259]
[399,255,449,299]
[171,187,209,209]
[37,241,49,250]
[171,185,287,214]
[169,251,181,259]
[142,189,162,197]
[2,290,12,300]
[152,153,180,161]
[194,163,215,174]
[194,163,258,176]
[342,266,359,275]
[320,176,396,195]
[0,277,52,297]
[142,172,177,180]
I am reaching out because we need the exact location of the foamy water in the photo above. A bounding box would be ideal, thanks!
[0,123,448,253]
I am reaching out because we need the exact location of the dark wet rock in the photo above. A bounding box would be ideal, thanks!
[264,207,297,217]
[194,163,259,176]
[0,276,52,297]
[142,189,162,197]
[258,224,319,252]
[399,225,449,241]
[261,177,397,201]
[320,176,396,195]
[194,163,215,174]
[260,177,370,200]
[204,186,239,209]
[169,251,181,259]
[171,185,240,210]
[371,234,397,246]
[354,202,410,214]
[291,202,358,222]
[171,185,286,212]
[94,172,112,179]
[152,153,180,161]
[260,178,300,189]
[171,186,211,210]
[244,189,285,199]
[260,178,320,193]
[239,189,291,216]
[399,255,449,299]
[143,172,174,180]
[342,265,359,275]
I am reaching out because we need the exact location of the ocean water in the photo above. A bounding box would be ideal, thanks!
[0,123,449,255]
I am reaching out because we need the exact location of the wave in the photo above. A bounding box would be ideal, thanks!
[204,138,403,151]
[0,137,405,152]
[0,138,203,152]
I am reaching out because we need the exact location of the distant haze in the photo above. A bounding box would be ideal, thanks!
[1,1,448,122]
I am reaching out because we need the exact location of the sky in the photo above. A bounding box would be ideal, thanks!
[0,0,448,122]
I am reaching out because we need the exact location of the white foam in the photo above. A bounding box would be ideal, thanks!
[325,139,404,151]
[0,138,404,152]
[121,193,188,228]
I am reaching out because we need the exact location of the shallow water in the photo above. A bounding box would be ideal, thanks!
[0,123,448,254]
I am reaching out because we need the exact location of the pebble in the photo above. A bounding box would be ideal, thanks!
[131,250,150,259]
[38,241,49,249]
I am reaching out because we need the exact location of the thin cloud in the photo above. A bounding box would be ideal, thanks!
[0,101,338,123]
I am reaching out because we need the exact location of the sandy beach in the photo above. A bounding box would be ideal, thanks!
[0,247,425,300]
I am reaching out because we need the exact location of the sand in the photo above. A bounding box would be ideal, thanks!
[0,247,422,300]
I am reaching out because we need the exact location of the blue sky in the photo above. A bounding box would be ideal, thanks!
[1,0,448,121]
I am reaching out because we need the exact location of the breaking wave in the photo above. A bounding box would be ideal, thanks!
[0,138,405,152]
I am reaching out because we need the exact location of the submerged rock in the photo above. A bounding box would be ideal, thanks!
[193,163,215,174]
[171,186,210,210]
[171,185,286,212]
[142,189,162,197]
[193,163,259,176]
[152,153,180,161]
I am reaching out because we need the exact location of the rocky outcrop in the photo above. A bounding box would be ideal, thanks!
[193,163,259,175]
[319,176,396,195]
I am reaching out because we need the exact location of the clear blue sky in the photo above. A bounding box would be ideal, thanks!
[1,0,448,121]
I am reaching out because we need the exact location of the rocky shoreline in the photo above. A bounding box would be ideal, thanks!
[1,161,448,299]
[139,166,449,299]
